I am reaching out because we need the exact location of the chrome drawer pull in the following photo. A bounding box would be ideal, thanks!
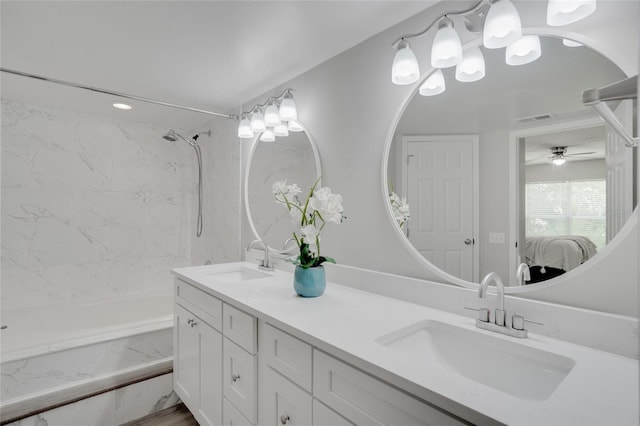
[231,374,241,382]
[280,415,290,424]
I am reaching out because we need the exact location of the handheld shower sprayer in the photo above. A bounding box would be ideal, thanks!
[162,129,209,238]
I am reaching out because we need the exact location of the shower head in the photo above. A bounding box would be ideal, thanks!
[163,129,179,142]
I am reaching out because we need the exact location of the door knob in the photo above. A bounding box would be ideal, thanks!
[464,238,473,245]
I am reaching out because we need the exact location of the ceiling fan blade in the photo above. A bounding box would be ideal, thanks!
[565,151,596,157]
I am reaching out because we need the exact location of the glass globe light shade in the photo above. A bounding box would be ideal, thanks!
[237,114,254,138]
[483,0,522,49]
[260,128,275,142]
[455,47,486,82]
[392,40,420,85]
[506,35,542,66]
[250,108,266,132]
[547,0,596,26]
[419,69,446,96]
[273,122,289,137]
[264,101,280,127]
[431,18,463,68]
[552,157,566,166]
[279,92,297,121]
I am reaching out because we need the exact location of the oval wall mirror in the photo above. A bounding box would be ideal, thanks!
[245,123,321,252]
[383,33,637,290]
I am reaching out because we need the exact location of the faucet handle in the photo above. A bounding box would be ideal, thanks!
[464,307,490,322]
[512,314,543,331]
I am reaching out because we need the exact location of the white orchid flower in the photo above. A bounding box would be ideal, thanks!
[272,180,288,196]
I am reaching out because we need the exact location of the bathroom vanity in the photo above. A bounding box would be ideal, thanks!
[172,262,638,426]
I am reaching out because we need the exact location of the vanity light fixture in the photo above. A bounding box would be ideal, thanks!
[238,89,297,140]
[264,100,280,128]
[455,47,486,82]
[278,91,298,121]
[483,0,522,49]
[391,40,420,85]
[260,128,276,142]
[506,35,542,66]
[249,107,266,132]
[431,17,463,68]
[273,122,289,137]
[547,0,596,26]
[419,69,446,96]
[113,103,132,110]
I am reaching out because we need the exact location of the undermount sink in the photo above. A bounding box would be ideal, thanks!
[376,320,575,401]
[204,266,272,283]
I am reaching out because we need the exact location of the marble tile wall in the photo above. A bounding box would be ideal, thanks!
[5,372,179,426]
[1,100,194,311]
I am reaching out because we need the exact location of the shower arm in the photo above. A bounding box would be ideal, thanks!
[582,76,638,148]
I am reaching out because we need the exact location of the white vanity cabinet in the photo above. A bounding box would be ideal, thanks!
[175,277,464,426]
[174,281,224,426]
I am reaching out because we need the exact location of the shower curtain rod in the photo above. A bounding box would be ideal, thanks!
[582,75,638,148]
[0,68,236,120]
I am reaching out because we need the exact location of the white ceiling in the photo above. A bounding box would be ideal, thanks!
[1,1,435,129]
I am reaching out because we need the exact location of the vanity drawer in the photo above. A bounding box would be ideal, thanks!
[223,337,258,423]
[223,303,257,354]
[313,399,354,426]
[313,350,464,426]
[175,279,223,331]
[260,365,312,426]
[261,323,312,392]
[223,397,252,426]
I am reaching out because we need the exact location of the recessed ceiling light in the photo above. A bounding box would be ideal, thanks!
[113,103,132,110]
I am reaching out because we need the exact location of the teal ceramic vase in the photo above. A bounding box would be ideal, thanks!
[293,266,326,297]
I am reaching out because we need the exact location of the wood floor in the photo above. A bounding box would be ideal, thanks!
[121,403,198,426]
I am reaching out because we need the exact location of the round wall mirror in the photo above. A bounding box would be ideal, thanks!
[245,124,321,252]
[383,33,637,289]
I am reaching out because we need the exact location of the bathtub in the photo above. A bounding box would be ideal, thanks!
[0,291,175,424]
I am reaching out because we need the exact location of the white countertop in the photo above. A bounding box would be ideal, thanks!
[172,262,639,426]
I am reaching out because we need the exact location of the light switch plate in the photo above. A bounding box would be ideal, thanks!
[489,232,505,244]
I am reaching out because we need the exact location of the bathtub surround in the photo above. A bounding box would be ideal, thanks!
[1,100,194,311]
[3,373,178,426]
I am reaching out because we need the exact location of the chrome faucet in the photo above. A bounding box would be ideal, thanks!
[515,263,531,286]
[474,271,542,338]
[478,272,505,326]
[247,239,274,271]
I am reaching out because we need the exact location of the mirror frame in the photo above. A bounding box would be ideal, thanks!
[244,121,322,254]
[380,27,638,293]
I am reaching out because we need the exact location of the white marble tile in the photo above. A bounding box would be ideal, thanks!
[2,100,195,309]
[72,191,145,227]
[111,159,187,194]
[1,343,109,400]
[115,373,178,425]
[76,116,145,161]
[1,101,80,155]
[30,151,112,191]
[142,256,191,293]
[106,329,173,370]
[5,390,116,426]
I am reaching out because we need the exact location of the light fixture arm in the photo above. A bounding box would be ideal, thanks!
[238,88,294,118]
[582,76,638,148]
[391,0,488,46]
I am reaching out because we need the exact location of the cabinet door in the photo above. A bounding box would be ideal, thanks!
[175,304,200,405]
[223,338,258,423]
[260,367,312,426]
[199,318,223,426]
